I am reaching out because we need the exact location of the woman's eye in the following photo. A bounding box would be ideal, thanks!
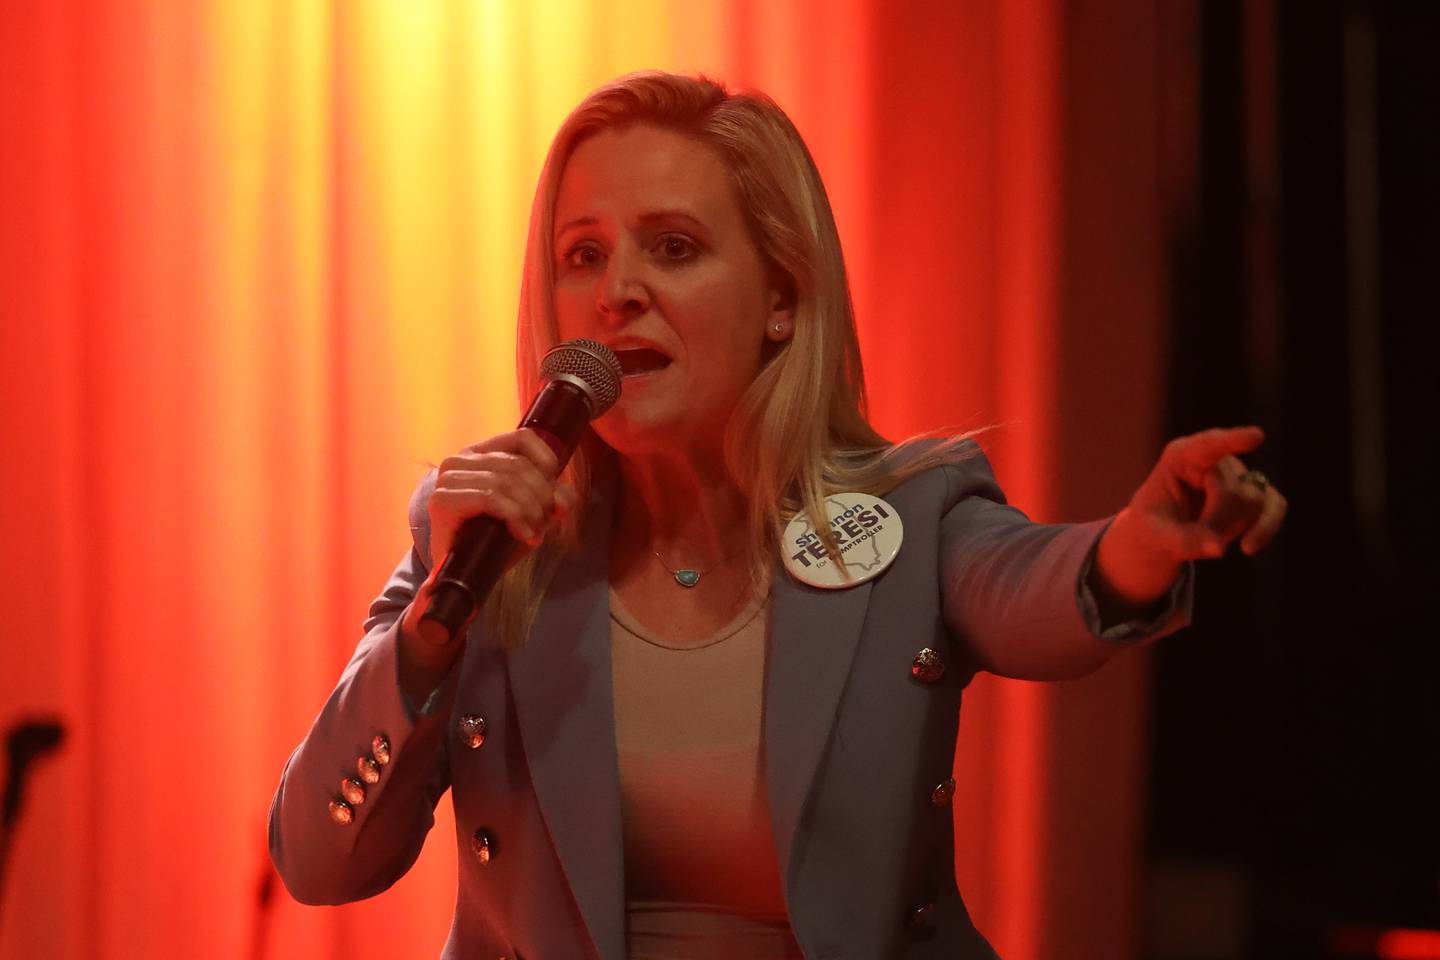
[563,244,602,269]
[655,234,698,262]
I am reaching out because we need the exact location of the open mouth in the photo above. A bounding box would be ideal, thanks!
[614,347,672,377]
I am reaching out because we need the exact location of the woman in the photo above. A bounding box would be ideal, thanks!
[270,72,1286,959]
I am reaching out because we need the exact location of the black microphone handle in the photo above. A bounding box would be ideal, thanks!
[421,515,517,640]
[420,378,596,640]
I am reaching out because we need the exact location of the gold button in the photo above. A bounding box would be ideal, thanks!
[357,756,381,785]
[328,798,353,825]
[910,647,946,683]
[371,735,391,766]
[458,714,487,750]
[908,901,936,938]
[341,777,366,806]
[471,829,495,864]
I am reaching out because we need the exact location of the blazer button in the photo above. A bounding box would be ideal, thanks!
[471,829,496,865]
[341,777,367,806]
[910,647,946,683]
[459,714,488,750]
[907,901,936,939]
[371,734,391,766]
[328,798,354,825]
[357,756,381,785]
[930,777,956,807]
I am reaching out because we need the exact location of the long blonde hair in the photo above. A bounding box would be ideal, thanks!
[483,71,977,651]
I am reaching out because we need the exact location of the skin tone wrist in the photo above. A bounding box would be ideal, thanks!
[1089,507,1185,621]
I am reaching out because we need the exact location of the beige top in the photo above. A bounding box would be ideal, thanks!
[610,583,804,960]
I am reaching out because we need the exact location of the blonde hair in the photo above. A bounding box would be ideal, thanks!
[484,71,978,650]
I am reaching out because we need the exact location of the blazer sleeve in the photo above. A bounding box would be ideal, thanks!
[268,473,453,905]
[938,446,1194,681]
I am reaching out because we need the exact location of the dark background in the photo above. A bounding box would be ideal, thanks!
[1148,1,1438,957]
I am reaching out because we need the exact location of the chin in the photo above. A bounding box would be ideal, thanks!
[595,418,683,456]
[595,399,721,456]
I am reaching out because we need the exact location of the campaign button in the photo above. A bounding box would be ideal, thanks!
[781,493,903,589]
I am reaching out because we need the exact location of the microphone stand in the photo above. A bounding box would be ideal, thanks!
[0,719,65,939]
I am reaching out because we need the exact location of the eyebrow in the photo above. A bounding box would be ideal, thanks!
[555,209,708,238]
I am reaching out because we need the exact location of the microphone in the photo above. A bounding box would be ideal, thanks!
[419,338,621,641]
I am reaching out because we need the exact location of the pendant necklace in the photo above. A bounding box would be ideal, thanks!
[651,545,744,588]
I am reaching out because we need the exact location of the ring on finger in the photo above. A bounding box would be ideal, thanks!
[1240,469,1270,492]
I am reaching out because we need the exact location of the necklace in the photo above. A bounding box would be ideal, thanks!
[650,544,745,588]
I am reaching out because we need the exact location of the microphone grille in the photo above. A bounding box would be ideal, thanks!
[539,339,622,416]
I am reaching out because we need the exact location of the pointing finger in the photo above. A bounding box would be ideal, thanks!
[1167,426,1266,475]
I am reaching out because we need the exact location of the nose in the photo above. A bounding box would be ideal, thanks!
[596,243,650,322]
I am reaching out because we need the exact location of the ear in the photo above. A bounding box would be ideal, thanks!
[765,271,797,342]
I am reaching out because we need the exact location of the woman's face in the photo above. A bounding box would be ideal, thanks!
[551,123,791,456]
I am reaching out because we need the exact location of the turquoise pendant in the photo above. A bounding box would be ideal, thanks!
[674,569,701,587]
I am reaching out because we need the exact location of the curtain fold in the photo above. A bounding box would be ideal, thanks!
[0,2,1159,957]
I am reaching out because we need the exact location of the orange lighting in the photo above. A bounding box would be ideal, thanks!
[0,2,1146,958]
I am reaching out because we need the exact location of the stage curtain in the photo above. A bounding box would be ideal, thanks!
[0,2,1165,957]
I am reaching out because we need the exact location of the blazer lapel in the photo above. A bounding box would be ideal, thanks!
[764,565,875,898]
[506,460,879,953]
[507,471,625,960]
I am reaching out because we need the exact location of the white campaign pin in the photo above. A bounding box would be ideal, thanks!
[781,492,904,589]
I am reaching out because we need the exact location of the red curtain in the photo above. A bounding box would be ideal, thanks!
[0,2,1167,957]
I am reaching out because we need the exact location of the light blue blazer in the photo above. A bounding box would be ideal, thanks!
[269,443,1191,959]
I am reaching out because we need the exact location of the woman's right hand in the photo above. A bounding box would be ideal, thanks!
[398,429,578,694]
[423,428,579,575]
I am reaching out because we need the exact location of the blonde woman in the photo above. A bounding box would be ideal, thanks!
[270,72,1286,959]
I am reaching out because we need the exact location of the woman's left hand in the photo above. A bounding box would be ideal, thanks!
[1131,425,1286,560]
[1092,425,1288,609]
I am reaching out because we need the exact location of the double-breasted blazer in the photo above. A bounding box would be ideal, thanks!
[269,443,1191,959]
